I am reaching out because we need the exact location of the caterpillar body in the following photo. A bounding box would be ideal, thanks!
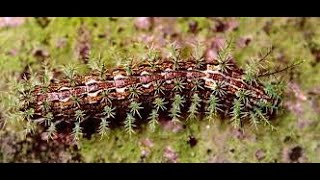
[20,56,280,137]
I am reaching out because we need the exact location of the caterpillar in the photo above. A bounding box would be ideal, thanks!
[19,50,283,140]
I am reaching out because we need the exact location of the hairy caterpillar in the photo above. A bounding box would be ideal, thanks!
[19,50,284,140]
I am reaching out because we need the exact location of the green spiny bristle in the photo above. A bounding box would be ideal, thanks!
[148,109,159,132]
[62,64,78,86]
[101,89,112,105]
[169,94,185,122]
[148,59,157,71]
[231,115,241,129]
[249,111,260,130]
[24,120,36,137]
[46,122,57,141]
[191,79,204,91]
[187,93,201,121]
[253,107,274,130]
[20,90,34,108]
[191,93,201,107]
[21,75,36,93]
[187,104,198,121]
[154,81,165,96]
[153,97,167,112]
[192,41,205,69]
[215,38,236,74]
[217,37,234,62]
[169,104,182,122]
[19,78,36,107]
[173,78,186,92]
[72,122,83,143]
[128,84,142,99]
[75,109,86,122]
[243,72,258,86]
[41,99,51,113]
[146,45,160,62]
[206,94,222,122]
[172,94,186,108]
[23,108,34,121]
[102,105,116,119]
[71,95,81,108]
[42,65,53,87]
[124,113,136,137]
[167,42,180,70]
[124,60,133,76]
[209,81,227,97]
[257,99,278,115]
[98,117,110,139]
[217,58,234,73]
[88,54,107,79]
[235,89,252,106]
[230,99,246,128]
[129,101,143,118]
[243,63,259,85]
[43,112,53,127]
[146,46,159,71]
[264,82,282,100]
[243,47,272,80]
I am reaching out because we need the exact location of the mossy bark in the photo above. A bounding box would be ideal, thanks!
[0,17,320,162]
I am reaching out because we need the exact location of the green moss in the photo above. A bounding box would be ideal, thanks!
[1,17,320,162]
